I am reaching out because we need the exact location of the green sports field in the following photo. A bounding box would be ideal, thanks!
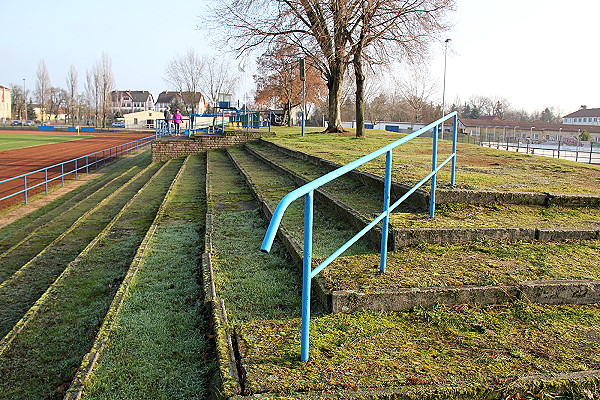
[0,133,95,151]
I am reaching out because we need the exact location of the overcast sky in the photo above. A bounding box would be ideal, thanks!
[1,0,597,116]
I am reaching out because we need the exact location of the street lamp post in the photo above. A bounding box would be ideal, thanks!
[512,126,519,151]
[440,38,451,139]
[299,57,306,137]
[22,78,26,123]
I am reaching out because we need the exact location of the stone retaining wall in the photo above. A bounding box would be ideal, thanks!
[152,131,268,162]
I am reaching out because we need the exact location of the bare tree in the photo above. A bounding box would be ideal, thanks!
[66,65,78,125]
[164,49,205,114]
[10,84,29,121]
[47,87,67,121]
[199,56,238,111]
[209,0,453,136]
[85,53,114,127]
[98,53,115,127]
[347,1,454,137]
[208,0,361,133]
[85,67,100,125]
[396,67,438,123]
[35,60,51,122]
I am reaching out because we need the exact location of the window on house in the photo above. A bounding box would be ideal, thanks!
[134,118,138,124]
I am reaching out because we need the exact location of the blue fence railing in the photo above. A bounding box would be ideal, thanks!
[155,110,275,138]
[0,135,154,205]
[260,112,459,361]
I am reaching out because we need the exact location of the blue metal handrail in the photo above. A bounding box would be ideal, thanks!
[260,112,459,361]
[155,110,275,138]
[0,135,154,204]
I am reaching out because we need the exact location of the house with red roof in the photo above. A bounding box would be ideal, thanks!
[563,106,600,126]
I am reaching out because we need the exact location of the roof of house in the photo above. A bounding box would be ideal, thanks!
[156,91,205,104]
[460,118,600,134]
[563,108,600,118]
[0,85,11,90]
[111,90,154,103]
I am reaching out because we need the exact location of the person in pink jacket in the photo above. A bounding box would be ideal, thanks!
[173,109,183,135]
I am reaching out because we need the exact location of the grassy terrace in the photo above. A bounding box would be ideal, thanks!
[390,203,600,229]
[219,127,600,398]
[321,240,600,291]
[226,147,372,259]
[0,161,164,338]
[0,156,154,284]
[239,303,600,398]
[0,151,152,245]
[265,127,600,194]
[82,155,215,399]
[207,150,302,322]
[0,159,182,399]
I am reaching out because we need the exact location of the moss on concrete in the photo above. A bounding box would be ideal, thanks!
[321,240,600,291]
[238,304,600,398]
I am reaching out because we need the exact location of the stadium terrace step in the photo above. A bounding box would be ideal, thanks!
[225,146,374,261]
[0,150,152,250]
[0,157,153,283]
[258,138,600,207]
[389,203,600,248]
[67,155,213,400]
[232,303,600,399]
[0,158,183,399]
[316,239,600,313]
[0,161,165,339]
[203,150,304,397]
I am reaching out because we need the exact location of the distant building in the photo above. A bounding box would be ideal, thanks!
[0,85,12,122]
[155,91,208,115]
[111,90,155,115]
[123,110,167,130]
[460,118,600,142]
[562,106,600,126]
[343,120,429,133]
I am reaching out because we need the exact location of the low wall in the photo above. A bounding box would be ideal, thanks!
[152,131,268,162]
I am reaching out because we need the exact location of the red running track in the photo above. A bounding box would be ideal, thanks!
[0,130,153,210]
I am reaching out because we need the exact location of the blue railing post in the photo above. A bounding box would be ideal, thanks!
[301,191,314,362]
[61,164,64,187]
[429,125,439,218]
[44,169,48,194]
[23,176,28,204]
[75,159,78,180]
[379,150,392,273]
[451,114,458,186]
[260,112,458,362]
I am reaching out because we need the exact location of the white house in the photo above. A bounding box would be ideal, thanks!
[0,85,11,122]
[155,91,208,115]
[562,106,600,126]
[123,110,165,129]
[111,90,155,115]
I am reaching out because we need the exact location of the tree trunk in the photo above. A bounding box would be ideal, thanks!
[324,63,346,133]
[354,55,365,138]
